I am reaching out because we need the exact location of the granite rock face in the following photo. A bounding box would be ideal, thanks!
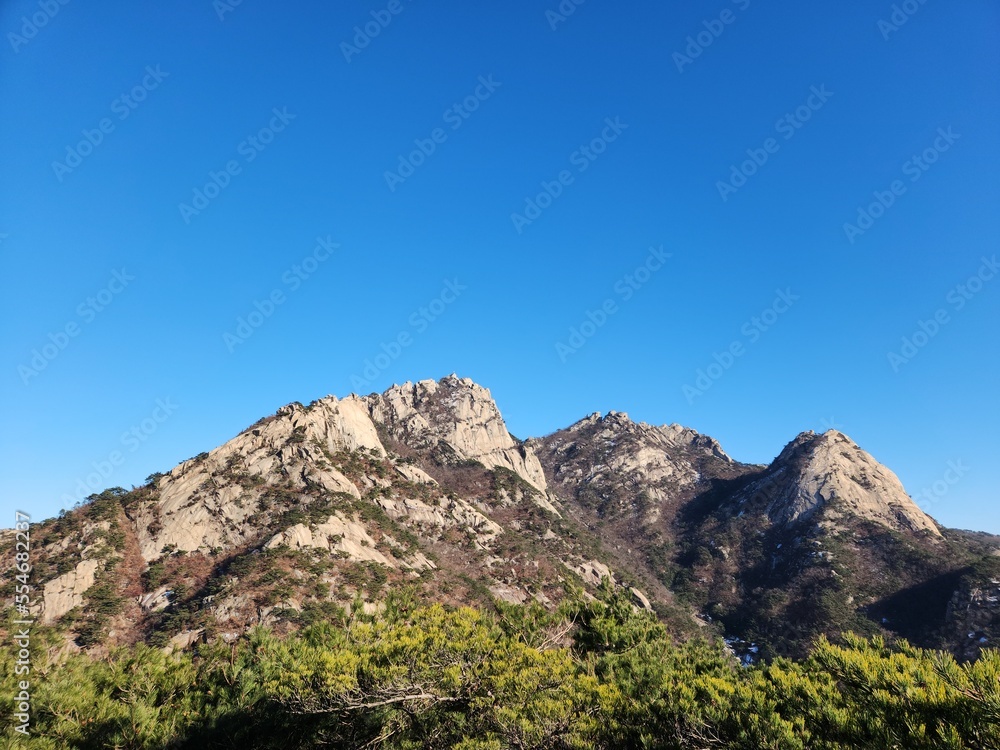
[39,559,101,624]
[534,410,745,524]
[739,430,942,536]
[135,376,550,561]
[365,375,549,492]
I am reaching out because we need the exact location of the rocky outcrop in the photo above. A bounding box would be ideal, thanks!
[134,398,371,560]
[366,375,548,492]
[134,376,550,560]
[739,430,942,536]
[299,396,386,455]
[575,559,614,587]
[373,493,502,540]
[946,574,1000,661]
[265,513,394,566]
[39,559,100,624]
[265,512,435,571]
[535,410,746,523]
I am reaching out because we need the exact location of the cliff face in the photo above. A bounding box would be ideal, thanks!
[947,572,1000,661]
[15,375,998,661]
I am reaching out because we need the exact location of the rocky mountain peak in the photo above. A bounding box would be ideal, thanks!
[603,410,631,424]
[746,429,942,536]
[364,376,548,492]
[566,412,602,430]
[536,410,743,524]
[124,376,550,564]
[563,411,730,460]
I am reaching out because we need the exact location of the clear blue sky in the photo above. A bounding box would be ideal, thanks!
[1,0,998,533]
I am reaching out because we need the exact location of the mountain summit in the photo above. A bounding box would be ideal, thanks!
[742,429,941,536]
[370,375,548,492]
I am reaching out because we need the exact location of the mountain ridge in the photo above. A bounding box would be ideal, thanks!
[10,374,998,662]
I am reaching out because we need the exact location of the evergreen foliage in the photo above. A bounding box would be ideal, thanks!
[1,591,997,749]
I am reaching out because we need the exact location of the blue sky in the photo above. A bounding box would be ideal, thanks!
[1,0,998,532]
